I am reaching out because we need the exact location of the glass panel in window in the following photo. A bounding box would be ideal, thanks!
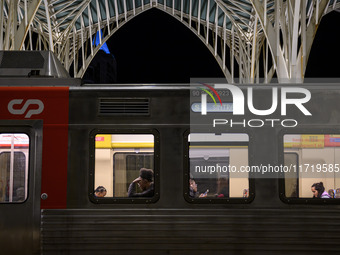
[284,134,340,199]
[188,133,249,199]
[94,134,154,198]
[0,133,29,203]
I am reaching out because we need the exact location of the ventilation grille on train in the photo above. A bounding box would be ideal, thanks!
[98,98,150,116]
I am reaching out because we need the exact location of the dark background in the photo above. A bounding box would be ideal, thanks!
[84,8,340,83]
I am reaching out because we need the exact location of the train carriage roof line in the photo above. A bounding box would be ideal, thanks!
[0,51,70,79]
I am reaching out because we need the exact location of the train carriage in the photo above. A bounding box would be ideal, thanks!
[1,76,340,254]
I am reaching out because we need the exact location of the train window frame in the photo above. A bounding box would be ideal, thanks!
[89,129,160,204]
[183,130,255,204]
[279,130,340,204]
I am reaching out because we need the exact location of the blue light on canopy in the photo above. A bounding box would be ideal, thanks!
[93,31,111,54]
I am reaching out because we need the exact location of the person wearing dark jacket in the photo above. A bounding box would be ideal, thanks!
[128,168,154,197]
[94,186,107,197]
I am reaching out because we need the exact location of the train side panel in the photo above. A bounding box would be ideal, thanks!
[1,85,340,254]
[40,86,340,254]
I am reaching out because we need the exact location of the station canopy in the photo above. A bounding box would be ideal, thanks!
[1,0,340,83]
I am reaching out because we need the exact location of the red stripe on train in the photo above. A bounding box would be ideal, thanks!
[0,87,69,209]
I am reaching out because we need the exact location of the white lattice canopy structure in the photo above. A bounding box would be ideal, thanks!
[1,0,339,83]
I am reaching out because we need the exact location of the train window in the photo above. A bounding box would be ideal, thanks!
[92,132,159,202]
[282,134,340,202]
[185,133,250,202]
[0,133,29,203]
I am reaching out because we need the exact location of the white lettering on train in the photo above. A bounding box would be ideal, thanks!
[201,84,311,116]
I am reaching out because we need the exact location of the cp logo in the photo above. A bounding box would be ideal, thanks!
[8,99,44,118]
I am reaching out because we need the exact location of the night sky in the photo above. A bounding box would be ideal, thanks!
[87,8,340,83]
[305,10,340,78]
[106,8,224,83]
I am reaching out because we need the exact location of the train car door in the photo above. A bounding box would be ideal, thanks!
[0,120,43,255]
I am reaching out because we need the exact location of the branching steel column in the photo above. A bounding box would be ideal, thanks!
[0,0,4,50]
[250,0,329,83]
[14,0,42,50]
[43,0,53,52]
[0,0,338,83]
[4,0,17,50]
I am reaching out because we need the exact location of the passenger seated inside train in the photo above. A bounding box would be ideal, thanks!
[311,182,331,198]
[335,189,340,198]
[243,189,249,198]
[189,177,198,198]
[328,189,335,198]
[189,176,232,198]
[14,187,25,202]
[189,176,210,198]
[94,186,107,197]
[214,177,229,198]
[128,168,154,197]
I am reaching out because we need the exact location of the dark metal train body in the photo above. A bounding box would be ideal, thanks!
[0,78,340,255]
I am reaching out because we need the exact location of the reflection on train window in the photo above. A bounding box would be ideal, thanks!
[95,134,154,198]
[284,134,340,199]
[188,133,249,199]
[284,153,299,198]
[0,133,29,203]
